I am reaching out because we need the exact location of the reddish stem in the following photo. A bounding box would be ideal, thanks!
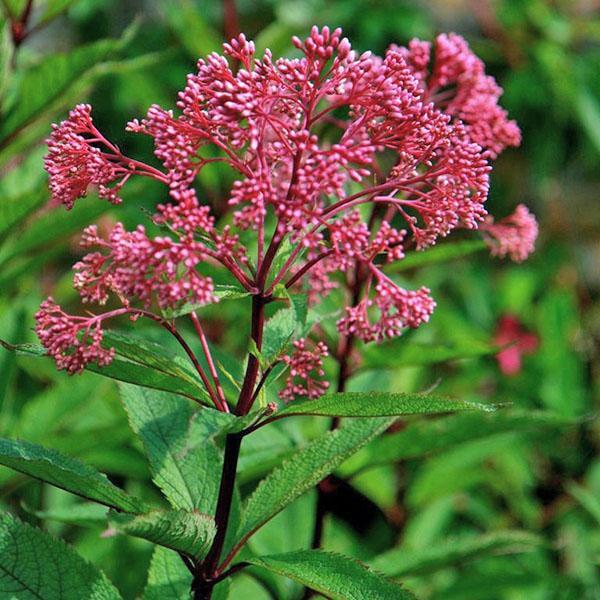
[190,311,229,412]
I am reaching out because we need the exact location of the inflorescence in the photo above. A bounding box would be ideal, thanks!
[37,27,537,403]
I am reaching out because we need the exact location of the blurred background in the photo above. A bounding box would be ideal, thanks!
[0,0,599,598]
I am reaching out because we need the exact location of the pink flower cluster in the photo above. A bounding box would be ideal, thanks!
[37,27,537,399]
[73,222,216,310]
[399,33,521,158]
[35,298,114,374]
[481,204,538,262]
[280,339,329,402]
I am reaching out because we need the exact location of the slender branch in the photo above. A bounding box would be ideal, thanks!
[283,250,333,291]
[235,294,266,416]
[197,432,242,583]
[222,0,239,44]
[190,311,229,412]
[76,307,222,409]
[194,294,267,598]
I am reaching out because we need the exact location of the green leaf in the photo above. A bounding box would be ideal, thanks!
[248,492,317,599]
[0,511,122,599]
[274,392,493,419]
[142,546,191,600]
[237,417,394,547]
[0,37,124,148]
[162,284,251,319]
[340,410,571,476]
[262,293,308,363]
[0,438,146,512]
[39,0,81,26]
[0,336,210,404]
[119,384,223,513]
[110,509,216,560]
[30,503,109,527]
[574,86,600,155]
[247,549,415,600]
[0,194,47,232]
[387,239,486,272]
[370,530,543,577]
[361,340,497,370]
[102,331,210,402]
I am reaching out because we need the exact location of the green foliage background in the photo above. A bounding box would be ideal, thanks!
[0,0,598,598]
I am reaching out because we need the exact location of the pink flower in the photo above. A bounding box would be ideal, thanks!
[45,105,121,209]
[481,204,538,262]
[39,27,534,382]
[73,222,216,310]
[399,33,521,158]
[46,104,166,209]
[494,315,538,375]
[337,271,436,343]
[35,298,114,374]
[280,339,329,401]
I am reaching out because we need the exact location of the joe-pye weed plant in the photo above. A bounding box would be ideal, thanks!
[1,27,538,599]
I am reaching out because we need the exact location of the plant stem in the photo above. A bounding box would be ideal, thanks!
[190,311,228,412]
[194,432,242,599]
[194,294,267,597]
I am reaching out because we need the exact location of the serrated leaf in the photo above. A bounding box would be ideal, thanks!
[102,330,210,402]
[0,337,210,403]
[262,294,308,363]
[111,509,216,560]
[247,549,415,600]
[249,492,317,599]
[237,417,394,547]
[142,546,191,600]
[388,239,486,272]
[0,512,122,599]
[275,392,493,419]
[340,410,572,476]
[0,438,146,512]
[119,384,234,515]
[370,530,542,577]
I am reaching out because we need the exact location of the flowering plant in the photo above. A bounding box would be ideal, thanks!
[7,27,537,599]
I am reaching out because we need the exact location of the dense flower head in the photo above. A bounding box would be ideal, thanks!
[45,104,122,209]
[35,298,114,374]
[280,338,329,401]
[73,222,216,309]
[399,33,521,158]
[337,271,436,343]
[481,204,538,262]
[39,27,533,388]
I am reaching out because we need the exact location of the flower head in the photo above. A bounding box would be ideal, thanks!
[337,271,436,343]
[280,339,329,401]
[45,105,122,209]
[35,298,114,374]
[73,222,216,310]
[400,33,521,158]
[481,204,538,262]
[40,27,533,387]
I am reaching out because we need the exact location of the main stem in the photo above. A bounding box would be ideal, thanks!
[194,294,266,599]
